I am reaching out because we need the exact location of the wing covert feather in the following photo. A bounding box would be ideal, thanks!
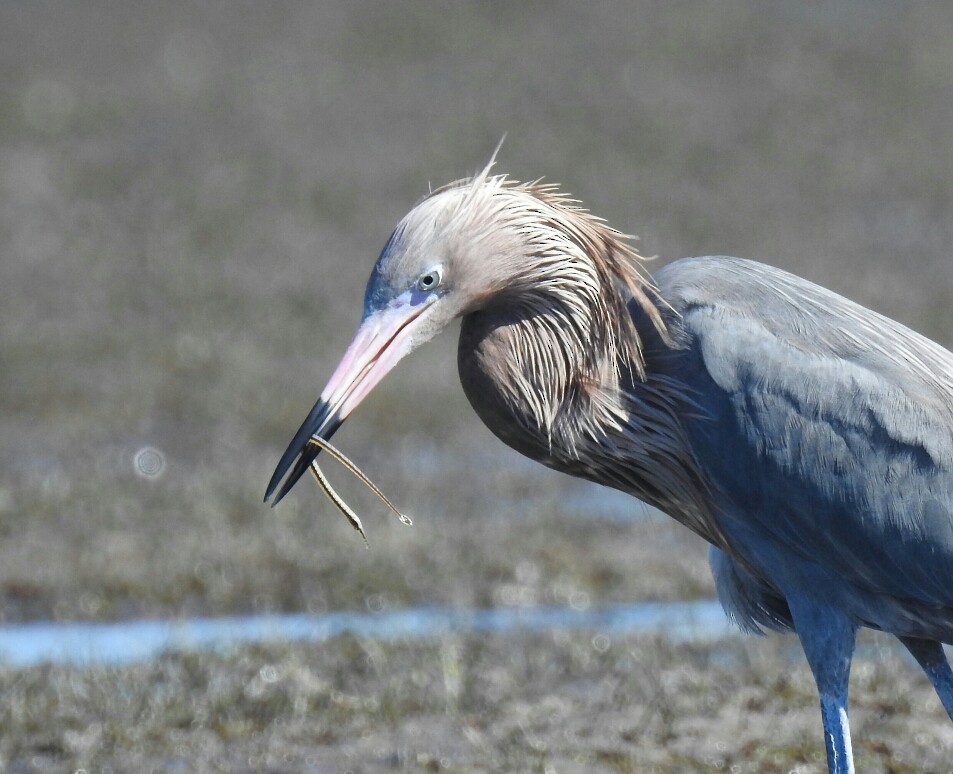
[656,257,953,608]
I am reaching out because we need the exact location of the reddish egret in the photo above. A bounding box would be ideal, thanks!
[265,155,953,774]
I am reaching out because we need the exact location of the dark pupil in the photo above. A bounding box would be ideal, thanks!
[422,274,435,287]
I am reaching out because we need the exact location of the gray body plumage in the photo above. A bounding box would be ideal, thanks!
[656,257,953,640]
[461,255,953,642]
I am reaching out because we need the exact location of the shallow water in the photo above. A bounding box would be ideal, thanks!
[0,600,730,668]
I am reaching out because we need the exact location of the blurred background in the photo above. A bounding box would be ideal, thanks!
[6,0,953,622]
[2,1,953,770]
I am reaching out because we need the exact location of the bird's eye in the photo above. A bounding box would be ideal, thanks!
[416,268,443,292]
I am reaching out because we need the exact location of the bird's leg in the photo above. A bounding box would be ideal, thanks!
[787,594,857,774]
[899,636,953,722]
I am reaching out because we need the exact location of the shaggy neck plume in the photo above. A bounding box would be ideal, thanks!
[451,179,717,545]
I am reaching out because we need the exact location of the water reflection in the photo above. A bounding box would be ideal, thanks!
[0,600,729,668]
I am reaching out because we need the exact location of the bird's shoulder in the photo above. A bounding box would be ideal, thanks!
[649,257,953,614]
[655,256,953,437]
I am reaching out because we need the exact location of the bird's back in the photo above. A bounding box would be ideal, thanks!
[652,256,953,640]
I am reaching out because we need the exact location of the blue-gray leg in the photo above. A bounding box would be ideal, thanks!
[787,594,857,774]
[900,636,953,722]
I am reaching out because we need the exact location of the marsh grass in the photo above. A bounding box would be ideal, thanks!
[2,631,951,772]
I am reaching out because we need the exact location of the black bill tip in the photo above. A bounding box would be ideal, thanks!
[264,399,343,505]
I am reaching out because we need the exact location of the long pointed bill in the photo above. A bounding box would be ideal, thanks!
[265,293,437,505]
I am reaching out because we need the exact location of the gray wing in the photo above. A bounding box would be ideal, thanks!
[656,256,953,610]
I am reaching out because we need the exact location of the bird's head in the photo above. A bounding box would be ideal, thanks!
[265,153,662,504]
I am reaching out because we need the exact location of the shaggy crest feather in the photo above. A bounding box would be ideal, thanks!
[422,171,670,382]
[415,172,719,547]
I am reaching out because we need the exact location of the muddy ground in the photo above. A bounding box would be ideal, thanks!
[4,630,953,773]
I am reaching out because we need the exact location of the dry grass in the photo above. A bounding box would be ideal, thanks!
[2,630,952,773]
